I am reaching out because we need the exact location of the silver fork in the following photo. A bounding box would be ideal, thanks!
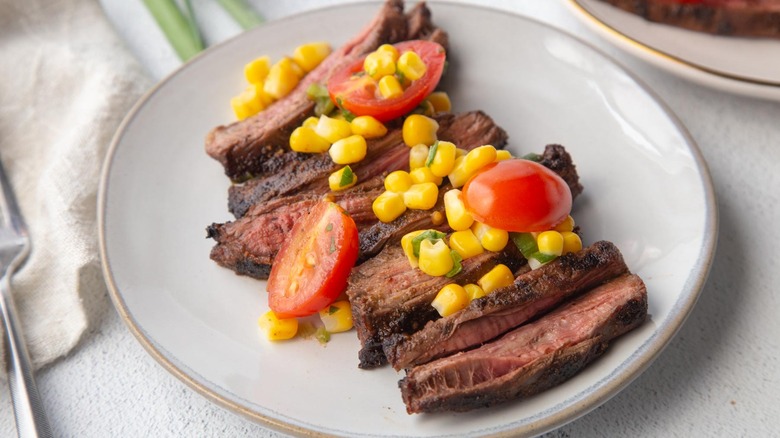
[0,157,53,438]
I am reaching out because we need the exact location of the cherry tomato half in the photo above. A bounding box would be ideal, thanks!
[267,201,359,318]
[327,40,446,122]
[462,159,572,232]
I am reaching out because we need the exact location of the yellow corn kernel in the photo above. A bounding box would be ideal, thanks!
[554,215,575,232]
[264,57,302,99]
[376,44,400,62]
[329,135,367,164]
[418,239,453,277]
[561,231,583,254]
[397,50,427,81]
[378,75,403,99]
[403,182,438,210]
[319,300,353,333]
[472,221,509,252]
[315,115,352,143]
[443,189,474,231]
[409,166,443,185]
[431,284,469,317]
[431,211,445,226]
[537,230,564,256]
[230,87,264,120]
[429,141,457,177]
[455,148,468,158]
[425,91,451,113]
[363,50,396,80]
[244,56,271,84]
[302,116,319,130]
[373,191,406,223]
[401,230,425,267]
[289,126,330,153]
[409,144,430,169]
[403,114,439,147]
[328,166,357,191]
[258,310,298,341]
[384,170,413,193]
[447,156,469,188]
[463,283,486,301]
[350,115,387,138]
[495,149,513,161]
[448,229,484,260]
[293,42,331,72]
[465,145,498,173]
[478,264,514,294]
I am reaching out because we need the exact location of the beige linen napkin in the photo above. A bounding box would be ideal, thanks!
[0,0,151,371]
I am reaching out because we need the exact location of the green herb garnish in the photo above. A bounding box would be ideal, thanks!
[315,327,331,344]
[522,152,542,162]
[328,305,340,315]
[510,232,538,259]
[411,230,446,258]
[341,108,356,122]
[445,250,463,278]
[307,83,335,116]
[339,166,355,187]
[529,251,557,264]
[425,141,439,167]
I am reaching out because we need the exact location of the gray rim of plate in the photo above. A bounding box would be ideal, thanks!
[97,2,719,436]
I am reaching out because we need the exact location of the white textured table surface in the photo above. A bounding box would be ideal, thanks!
[3,0,779,436]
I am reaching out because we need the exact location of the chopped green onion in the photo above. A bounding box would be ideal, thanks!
[425,141,439,167]
[307,83,335,116]
[143,0,204,61]
[411,230,446,258]
[510,232,538,259]
[328,305,340,315]
[339,166,355,187]
[315,327,331,344]
[340,108,356,122]
[217,0,265,30]
[529,251,557,264]
[445,250,463,278]
[522,152,542,162]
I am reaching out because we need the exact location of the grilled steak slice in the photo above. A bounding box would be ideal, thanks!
[599,0,780,38]
[399,272,647,413]
[205,0,449,181]
[384,241,628,370]
[359,143,581,261]
[347,243,526,368]
[228,111,506,218]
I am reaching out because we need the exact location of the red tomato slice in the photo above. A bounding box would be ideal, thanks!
[462,159,572,232]
[327,40,446,122]
[267,201,359,318]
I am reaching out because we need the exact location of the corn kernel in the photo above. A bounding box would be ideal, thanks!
[315,115,352,143]
[425,91,452,113]
[264,57,302,99]
[378,75,403,99]
[384,170,413,193]
[397,50,427,81]
[293,42,331,72]
[418,239,453,277]
[431,211,445,226]
[329,135,367,164]
[244,56,271,84]
[455,148,468,158]
[495,149,513,161]
[409,144,430,169]
[448,229,484,259]
[373,191,406,223]
[376,43,399,61]
[427,141,457,177]
[230,86,264,120]
[447,156,469,188]
[328,166,357,191]
[289,126,330,153]
[472,221,509,252]
[561,231,583,254]
[350,115,387,138]
[465,145,498,173]
[478,264,514,294]
[554,215,575,232]
[463,283,486,301]
[403,182,438,210]
[431,284,469,317]
[537,230,564,256]
[302,116,319,130]
[319,300,353,333]
[401,230,425,267]
[403,114,439,147]
[443,189,474,231]
[409,166,443,185]
[363,50,396,80]
[258,310,298,341]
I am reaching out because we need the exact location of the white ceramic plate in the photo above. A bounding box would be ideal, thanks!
[99,2,717,437]
[568,0,780,101]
